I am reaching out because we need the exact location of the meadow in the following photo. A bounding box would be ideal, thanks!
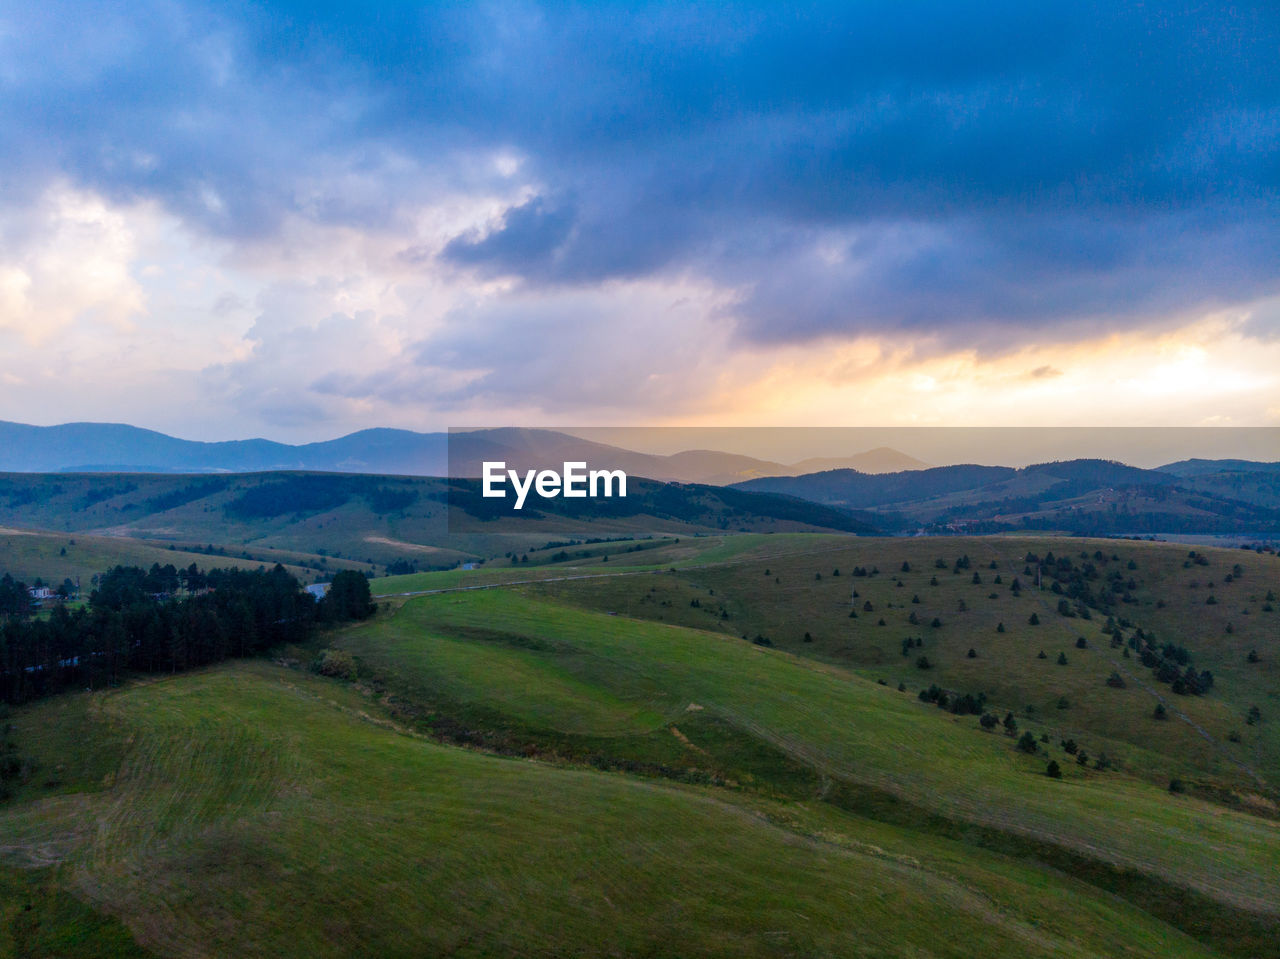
[1,530,1277,956]
[0,661,1238,958]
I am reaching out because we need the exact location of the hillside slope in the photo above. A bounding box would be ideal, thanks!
[1,661,1244,958]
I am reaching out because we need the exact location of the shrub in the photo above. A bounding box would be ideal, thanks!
[315,648,357,681]
[1168,778,1185,794]
[1105,671,1126,689]
[1028,613,1040,626]
[1153,703,1168,720]
[967,648,977,659]
[1017,731,1038,753]
[915,655,932,670]
[1057,651,1068,665]
[1046,760,1062,779]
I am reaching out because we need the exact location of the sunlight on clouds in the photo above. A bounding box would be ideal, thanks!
[707,316,1280,427]
[2,179,1278,439]
[0,185,147,345]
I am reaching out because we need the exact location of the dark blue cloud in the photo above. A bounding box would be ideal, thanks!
[3,0,1278,340]
[442,196,576,273]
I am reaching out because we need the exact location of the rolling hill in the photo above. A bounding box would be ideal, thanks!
[734,459,1280,536]
[0,471,882,581]
[0,658,1235,958]
[1,528,1277,955]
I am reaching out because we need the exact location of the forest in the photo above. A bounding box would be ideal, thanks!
[0,564,373,705]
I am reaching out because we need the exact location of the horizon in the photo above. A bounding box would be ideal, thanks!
[1,3,1278,439]
[4,419,1279,471]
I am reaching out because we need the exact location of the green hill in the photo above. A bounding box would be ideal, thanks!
[0,661,1237,958]
[0,472,879,576]
[1,532,1276,956]
[532,536,1280,796]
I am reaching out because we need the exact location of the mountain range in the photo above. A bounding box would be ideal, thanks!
[0,421,929,483]
[733,458,1280,536]
[2,421,1278,536]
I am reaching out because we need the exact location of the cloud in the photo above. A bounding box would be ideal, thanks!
[309,279,738,418]
[1028,365,1063,379]
[442,196,577,276]
[2,1,1280,435]
[0,184,147,345]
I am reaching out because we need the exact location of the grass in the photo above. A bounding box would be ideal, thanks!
[0,527,326,587]
[0,865,152,958]
[538,535,1280,792]
[2,530,1277,956]
[0,662,1231,958]
[367,531,862,597]
[336,588,1280,923]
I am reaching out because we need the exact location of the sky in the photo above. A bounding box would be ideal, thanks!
[1,1,1278,442]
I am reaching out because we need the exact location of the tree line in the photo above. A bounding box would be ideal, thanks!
[0,564,374,705]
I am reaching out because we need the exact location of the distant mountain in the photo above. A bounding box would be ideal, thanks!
[734,458,1280,536]
[444,429,930,484]
[0,421,927,484]
[0,421,450,475]
[734,464,1016,509]
[789,447,931,475]
[1157,458,1280,478]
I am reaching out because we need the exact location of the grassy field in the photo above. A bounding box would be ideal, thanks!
[0,527,335,587]
[0,662,1235,958]
[536,535,1280,793]
[368,532,858,596]
[337,590,1280,916]
[1,531,1276,956]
